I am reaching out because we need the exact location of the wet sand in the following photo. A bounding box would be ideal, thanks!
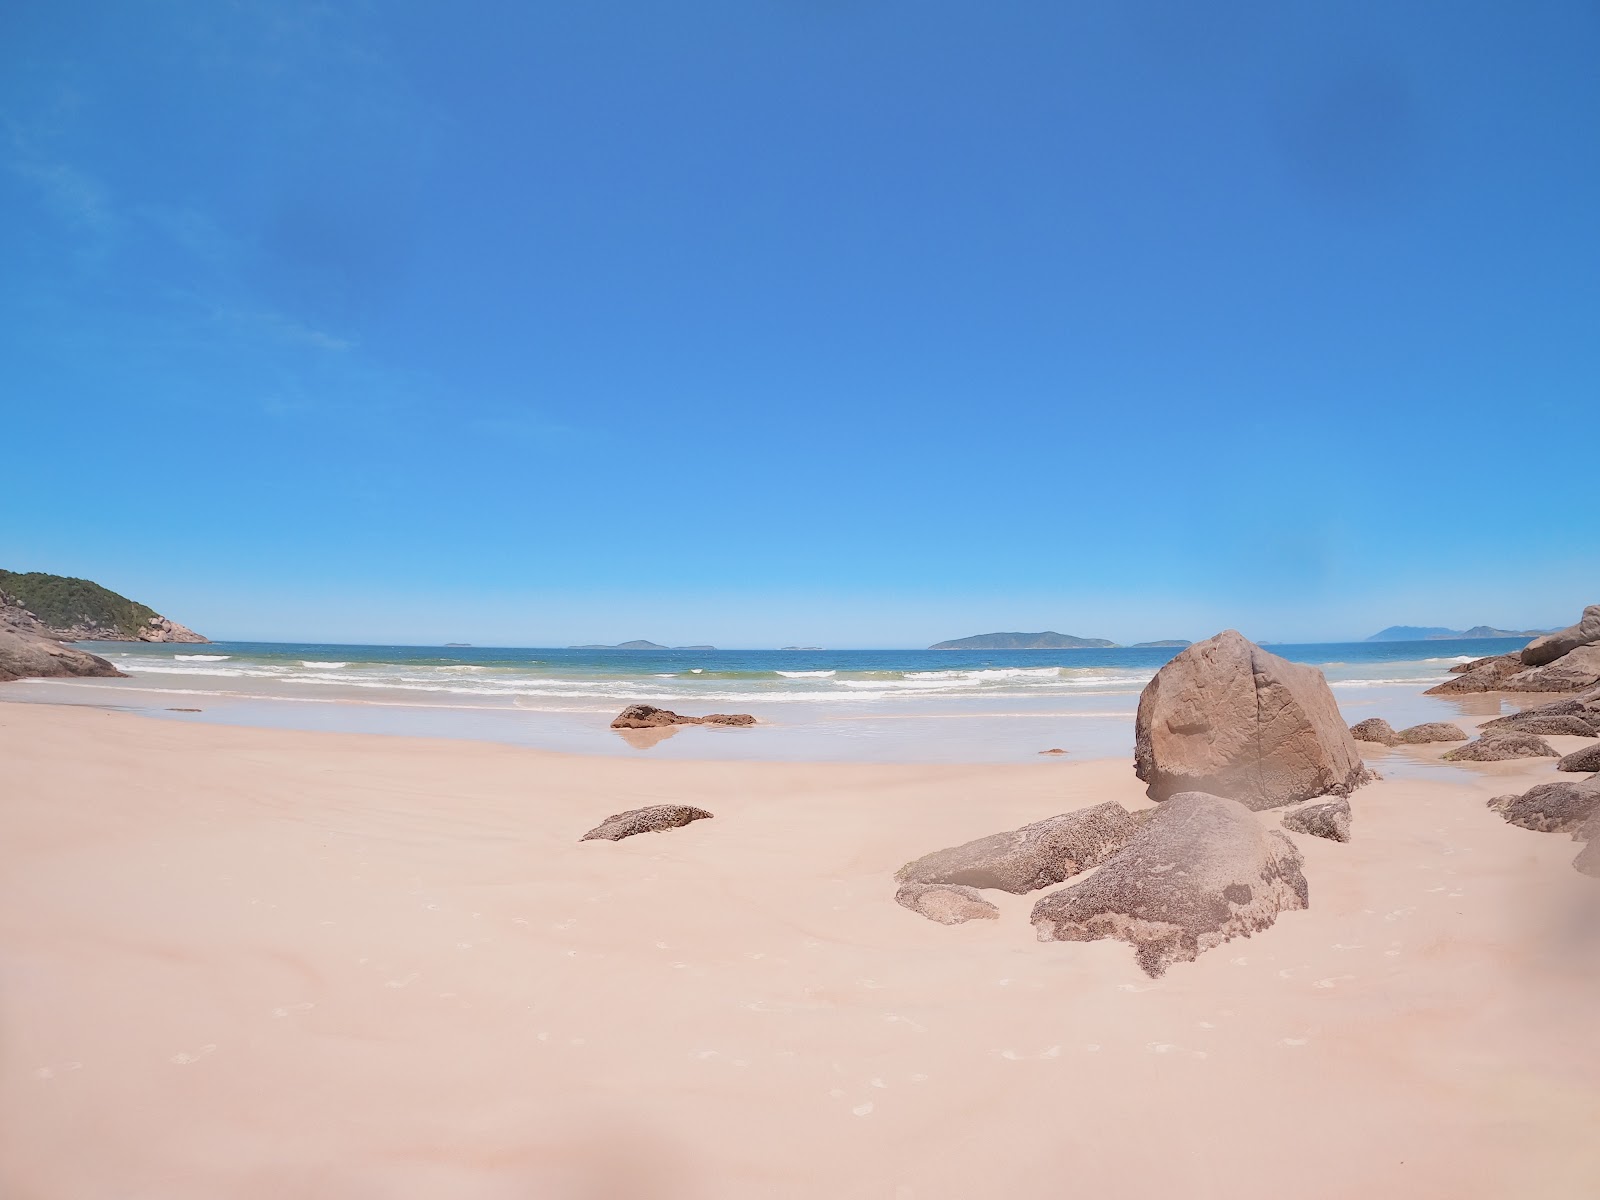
[2,702,1597,1198]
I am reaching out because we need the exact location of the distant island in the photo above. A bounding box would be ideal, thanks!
[780,646,825,651]
[569,640,717,650]
[444,643,472,647]
[1129,639,1192,649]
[930,631,1116,650]
[0,568,206,643]
[1365,624,1554,642]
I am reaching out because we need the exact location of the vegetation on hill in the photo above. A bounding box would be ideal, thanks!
[929,631,1117,650]
[0,570,159,638]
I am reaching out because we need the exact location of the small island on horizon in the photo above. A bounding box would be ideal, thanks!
[1365,624,1555,642]
[568,640,718,651]
[929,631,1192,651]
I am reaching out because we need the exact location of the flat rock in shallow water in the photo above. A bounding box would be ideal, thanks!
[1029,791,1309,978]
[1488,780,1600,834]
[1349,718,1399,745]
[1135,630,1370,809]
[580,804,714,842]
[1442,732,1559,762]
[1480,713,1598,738]
[1281,796,1352,842]
[1394,722,1468,744]
[895,802,1137,895]
[894,882,1001,925]
[610,705,756,729]
[1558,744,1600,773]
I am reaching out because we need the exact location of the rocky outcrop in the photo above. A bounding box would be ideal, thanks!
[1134,630,1371,810]
[0,570,207,643]
[0,626,125,683]
[1480,714,1597,738]
[896,802,1137,895]
[1575,811,1600,878]
[1030,792,1309,977]
[579,804,714,841]
[894,882,1001,925]
[1281,796,1352,843]
[1558,744,1600,773]
[1395,722,1469,744]
[1488,779,1600,834]
[1442,731,1559,762]
[1521,605,1600,667]
[1349,718,1399,745]
[1428,605,1600,695]
[609,705,756,729]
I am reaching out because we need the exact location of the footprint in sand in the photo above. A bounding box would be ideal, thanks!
[385,973,419,989]
[1313,975,1356,990]
[32,1063,82,1081]
[883,1012,927,1033]
[170,1044,218,1065]
[1332,943,1365,951]
[857,978,886,990]
[271,1003,315,1018]
[909,1073,929,1083]
[1116,983,1158,993]
[852,1102,875,1117]
[1279,1037,1309,1047]
[999,1046,1061,1061]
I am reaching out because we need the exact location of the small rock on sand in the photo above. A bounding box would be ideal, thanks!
[610,705,756,729]
[1281,796,1352,842]
[896,802,1137,895]
[580,804,714,842]
[1442,732,1559,762]
[894,882,1001,925]
[1488,780,1600,834]
[1558,744,1600,773]
[1394,722,1468,744]
[1038,748,1069,756]
[1030,791,1309,977]
[1349,718,1399,745]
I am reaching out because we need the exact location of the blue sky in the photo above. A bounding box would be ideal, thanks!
[3,1,1596,646]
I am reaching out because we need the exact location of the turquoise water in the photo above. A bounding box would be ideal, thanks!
[3,638,1524,763]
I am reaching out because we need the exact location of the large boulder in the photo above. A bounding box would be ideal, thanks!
[1030,792,1308,977]
[1488,779,1600,834]
[893,882,1001,925]
[1395,722,1469,744]
[1133,630,1371,809]
[1503,645,1600,693]
[1349,717,1399,745]
[1575,810,1600,878]
[1442,731,1559,762]
[0,626,125,683]
[895,802,1137,895]
[1427,653,1528,693]
[1281,795,1352,843]
[579,804,714,841]
[1521,605,1600,667]
[1558,744,1600,773]
[610,705,756,729]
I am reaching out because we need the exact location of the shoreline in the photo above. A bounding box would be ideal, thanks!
[3,701,1598,1197]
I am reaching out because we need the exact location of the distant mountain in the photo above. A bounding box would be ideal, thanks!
[929,631,1117,650]
[1366,624,1552,642]
[0,569,206,643]
[568,640,716,650]
[1130,639,1192,649]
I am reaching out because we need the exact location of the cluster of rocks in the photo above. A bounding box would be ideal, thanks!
[610,705,756,729]
[890,631,1363,976]
[1487,777,1600,877]
[0,591,124,684]
[1349,718,1467,746]
[1427,604,1600,695]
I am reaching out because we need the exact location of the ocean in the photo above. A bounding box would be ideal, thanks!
[5,638,1520,764]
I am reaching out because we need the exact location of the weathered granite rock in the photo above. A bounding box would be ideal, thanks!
[1134,630,1371,809]
[1487,779,1600,834]
[1503,645,1600,693]
[896,802,1137,895]
[1030,792,1309,977]
[1442,732,1560,761]
[894,882,1001,925]
[0,627,125,683]
[1395,722,1469,744]
[1038,748,1069,756]
[1521,604,1600,667]
[579,804,714,841]
[1479,714,1597,738]
[1349,717,1399,745]
[1281,796,1351,843]
[609,705,756,729]
[1426,654,1528,694]
[1575,810,1600,878]
[1558,744,1600,773]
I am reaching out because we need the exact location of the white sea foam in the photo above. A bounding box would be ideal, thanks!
[173,654,232,661]
[777,670,836,678]
[301,661,350,669]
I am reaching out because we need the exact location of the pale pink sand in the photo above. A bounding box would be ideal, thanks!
[1,702,1597,1199]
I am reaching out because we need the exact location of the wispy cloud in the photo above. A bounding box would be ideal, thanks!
[9,158,114,231]
[213,307,354,352]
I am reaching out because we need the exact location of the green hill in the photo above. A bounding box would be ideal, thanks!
[929,631,1117,650]
[0,569,206,642]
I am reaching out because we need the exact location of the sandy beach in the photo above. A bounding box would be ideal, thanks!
[2,700,1597,1199]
